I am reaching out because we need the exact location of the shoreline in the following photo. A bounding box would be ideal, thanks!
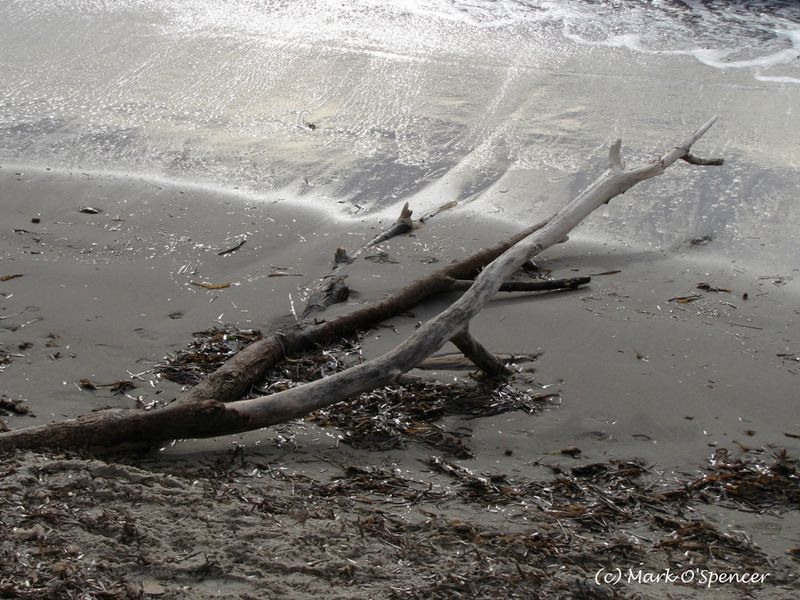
[2,167,799,597]
[2,166,798,475]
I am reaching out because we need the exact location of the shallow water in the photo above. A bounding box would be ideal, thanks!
[1,0,799,268]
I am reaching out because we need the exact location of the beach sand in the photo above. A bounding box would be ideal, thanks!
[2,167,799,598]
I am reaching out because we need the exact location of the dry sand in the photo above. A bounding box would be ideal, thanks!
[2,166,799,598]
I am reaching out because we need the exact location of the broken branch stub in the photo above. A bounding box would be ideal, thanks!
[0,118,723,452]
[354,201,415,258]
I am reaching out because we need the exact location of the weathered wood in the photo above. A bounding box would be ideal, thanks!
[178,215,553,406]
[0,400,253,453]
[682,153,725,166]
[450,328,511,377]
[0,119,723,452]
[301,274,350,319]
[227,118,723,424]
[302,203,415,318]
[359,201,415,251]
[416,352,539,371]
[449,276,591,292]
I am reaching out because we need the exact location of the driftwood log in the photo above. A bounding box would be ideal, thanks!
[0,118,723,452]
[302,201,416,318]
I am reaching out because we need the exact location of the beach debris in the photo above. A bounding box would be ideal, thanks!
[560,446,582,458]
[155,325,550,455]
[217,238,247,256]
[105,380,136,394]
[0,120,728,456]
[0,445,793,600]
[268,267,304,277]
[302,274,350,319]
[167,311,184,319]
[0,395,32,417]
[0,274,24,282]
[728,322,763,330]
[260,340,551,456]
[31,217,40,224]
[360,202,414,251]
[419,199,458,223]
[320,464,448,505]
[655,449,800,510]
[696,282,731,293]
[589,270,622,276]
[0,346,28,366]
[77,378,136,394]
[333,247,353,265]
[757,274,789,286]
[682,153,724,166]
[78,206,102,214]
[449,276,590,293]
[156,326,263,385]
[363,251,399,264]
[417,352,540,371]
[668,294,701,304]
[688,234,713,246]
[79,378,98,391]
[304,121,317,130]
[190,280,231,290]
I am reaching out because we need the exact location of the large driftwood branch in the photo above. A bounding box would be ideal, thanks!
[449,276,590,292]
[179,214,554,406]
[0,118,722,452]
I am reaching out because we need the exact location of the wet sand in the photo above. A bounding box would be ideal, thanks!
[2,167,799,598]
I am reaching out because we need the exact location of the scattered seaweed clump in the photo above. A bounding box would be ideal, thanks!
[2,447,798,599]
[0,395,32,417]
[120,326,800,597]
[156,324,556,457]
[670,447,800,509]
[1,395,33,431]
[251,334,554,457]
[309,379,554,458]
[155,326,263,385]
